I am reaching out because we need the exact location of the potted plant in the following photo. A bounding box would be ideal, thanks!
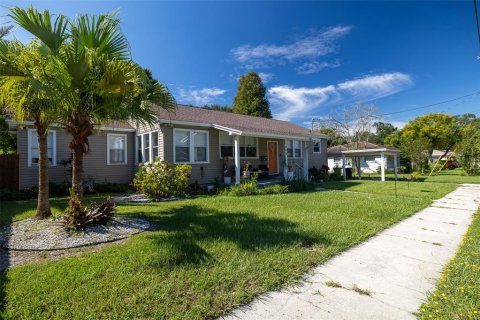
[287,163,294,180]
[243,161,251,180]
[223,157,232,184]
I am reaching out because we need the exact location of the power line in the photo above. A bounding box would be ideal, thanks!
[376,90,480,117]
[474,0,480,52]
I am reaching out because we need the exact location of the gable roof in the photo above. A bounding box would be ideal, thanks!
[155,105,327,140]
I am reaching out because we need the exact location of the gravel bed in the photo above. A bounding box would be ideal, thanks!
[0,217,150,251]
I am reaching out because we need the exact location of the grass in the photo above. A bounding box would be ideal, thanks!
[418,210,480,320]
[0,180,458,320]
[360,168,480,184]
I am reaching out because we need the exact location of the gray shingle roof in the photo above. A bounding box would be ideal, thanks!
[156,105,327,139]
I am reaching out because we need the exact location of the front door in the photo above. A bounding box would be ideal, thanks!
[267,141,278,174]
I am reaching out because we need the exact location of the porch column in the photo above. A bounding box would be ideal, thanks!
[380,151,385,182]
[357,157,362,180]
[342,154,346,180]
[393,153,398,181]
[283,139,288,179]
[303,141,309,179]
[234,135,241,185]
[134,134,138,168]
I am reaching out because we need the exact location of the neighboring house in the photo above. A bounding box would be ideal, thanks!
[9,104,329,189]
[431,149,455,162]
[327,142,401,181]
[135,105,328,185]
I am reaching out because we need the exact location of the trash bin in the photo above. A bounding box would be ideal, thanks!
[345,167,353,179]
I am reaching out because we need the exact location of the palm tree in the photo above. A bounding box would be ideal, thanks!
[0,25,13,39]
[10,7,176,207]
[0,39,68,218]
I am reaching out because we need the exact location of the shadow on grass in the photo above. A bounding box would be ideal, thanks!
[317,181,363,191]
[0,211,11,316]
[135,204,328,267]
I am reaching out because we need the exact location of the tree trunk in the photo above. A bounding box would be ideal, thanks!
[71,143,85,204]
[36,130,51,219]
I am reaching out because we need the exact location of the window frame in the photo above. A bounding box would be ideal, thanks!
[173,128,210,164]
[286,140,302,159]
[27,129,57,167]
[107,133,128,165]
[218,132,259,159]
[313,140,321,154]
[137,131,160,163]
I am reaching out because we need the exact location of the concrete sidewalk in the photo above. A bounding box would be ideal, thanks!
[221,184,480,320]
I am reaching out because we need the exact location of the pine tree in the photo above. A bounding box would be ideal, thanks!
[232,72,272,118]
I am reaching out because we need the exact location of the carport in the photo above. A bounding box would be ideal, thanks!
[327,145,401,182]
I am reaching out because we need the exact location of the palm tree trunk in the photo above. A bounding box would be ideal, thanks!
[71,143,84,204]
[36,130,51,219]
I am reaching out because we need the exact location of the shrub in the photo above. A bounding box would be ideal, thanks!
[133,160,192,199]
[259,184,289,195]
[281,177,316,192]
[220,173,258,196]
[92,182,131,194]
[0,189,29,201]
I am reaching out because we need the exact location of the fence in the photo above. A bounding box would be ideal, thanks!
[0,154,19,190]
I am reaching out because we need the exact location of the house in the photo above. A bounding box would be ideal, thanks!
[327,141,401,181]
[9,105,328,189]
[135,105,328,185]
[431,149,455,162]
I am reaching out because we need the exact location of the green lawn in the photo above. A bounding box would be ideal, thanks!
[359,169,480,184]
[418,210,480,320]
[0,181,458,320]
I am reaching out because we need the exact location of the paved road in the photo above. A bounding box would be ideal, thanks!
[221,184,480,320]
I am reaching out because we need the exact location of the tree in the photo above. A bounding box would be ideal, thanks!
[10,7,176,209]
[0,114,16,154]
[316,127,347,147]
[202,104,232,112]
[318,102,377,149]
[0,39,67,218]
[372,122,398,145]
[232,72,271,118]
[404,136,431,173]
[401,113,459,161]
[458,119,480,176]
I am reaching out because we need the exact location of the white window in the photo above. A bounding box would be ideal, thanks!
[137,131,159,163]
[219,132,258,158]
[152,132,159,161]
[286,140,302,158]
[107,134,127,165]
[28,129,56,166]
[143,134,150,163]
[313,140,321,153]
[174,129,209,164]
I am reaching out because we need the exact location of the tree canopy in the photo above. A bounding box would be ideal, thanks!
[232,72,271,118]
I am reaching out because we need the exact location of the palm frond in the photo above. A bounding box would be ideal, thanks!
[9,6,68,54]
[71,12,130,60]
[0,25,14,39]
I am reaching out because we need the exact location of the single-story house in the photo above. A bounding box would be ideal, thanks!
[431,149,455,162]
[327,142,401,181]
[8,105,328,189]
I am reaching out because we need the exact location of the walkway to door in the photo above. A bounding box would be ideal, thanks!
[220,184,480,320]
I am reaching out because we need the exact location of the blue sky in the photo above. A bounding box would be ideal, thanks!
[1,1,480,128]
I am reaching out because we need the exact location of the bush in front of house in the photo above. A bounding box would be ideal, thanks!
[133,160,192,199]
[281,177,317,192]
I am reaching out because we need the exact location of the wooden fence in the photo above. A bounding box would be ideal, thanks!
[0,154,19,190]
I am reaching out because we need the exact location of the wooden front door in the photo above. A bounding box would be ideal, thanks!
[267,141,278,174]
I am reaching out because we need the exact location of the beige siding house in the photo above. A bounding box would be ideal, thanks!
[12,105,329,189]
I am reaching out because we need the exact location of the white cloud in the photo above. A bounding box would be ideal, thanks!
[268,72,413,121]
[230,26,351,70]
[295,60,340,75]
[258,72,274,83]
[177,87,227,105]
